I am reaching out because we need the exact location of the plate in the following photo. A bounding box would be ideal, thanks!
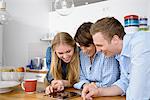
[0,81,20,93]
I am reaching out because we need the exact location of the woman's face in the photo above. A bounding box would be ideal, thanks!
[80,44,96,57]
[55,43,74,63]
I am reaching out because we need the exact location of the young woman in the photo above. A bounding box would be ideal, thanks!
[73,22,120,92]
[45,32,80,94]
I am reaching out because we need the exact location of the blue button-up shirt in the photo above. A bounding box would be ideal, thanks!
[113,31,150,100]
[73,51,119,89]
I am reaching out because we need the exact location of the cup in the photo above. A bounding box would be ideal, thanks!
[21,79,37,94]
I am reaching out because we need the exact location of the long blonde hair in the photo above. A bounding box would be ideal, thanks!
[50,32,80,86]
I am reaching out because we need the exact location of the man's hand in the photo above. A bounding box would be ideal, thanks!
[82,83,100,100]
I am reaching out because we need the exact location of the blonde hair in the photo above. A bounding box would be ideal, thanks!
[50,32,80,86]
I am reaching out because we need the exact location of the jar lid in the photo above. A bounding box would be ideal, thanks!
[139,18,148,20]
[124,15,139,20]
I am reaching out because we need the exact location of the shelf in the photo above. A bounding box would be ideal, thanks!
[26,69,48,73]
[40,38,52,41]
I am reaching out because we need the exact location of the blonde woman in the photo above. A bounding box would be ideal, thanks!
[45,32,80,94]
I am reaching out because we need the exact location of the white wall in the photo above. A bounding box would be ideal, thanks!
[3,0,50,66]
[148,1,150,25]
[49,0,149,37]
[2,0,150,66]
[0,26,2,66]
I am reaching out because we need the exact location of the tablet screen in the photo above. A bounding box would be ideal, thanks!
[49,91,80,99]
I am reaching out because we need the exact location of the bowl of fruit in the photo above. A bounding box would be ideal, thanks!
[0,67,25,82]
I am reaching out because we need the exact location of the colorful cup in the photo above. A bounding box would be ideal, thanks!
[21,79,37,94]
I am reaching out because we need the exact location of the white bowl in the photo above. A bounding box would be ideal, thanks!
[1,72,24,81]
[0,81,20,93]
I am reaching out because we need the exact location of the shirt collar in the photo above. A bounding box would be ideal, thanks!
[120,34,134,57]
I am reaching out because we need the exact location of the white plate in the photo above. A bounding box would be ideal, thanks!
[0,81,20,93]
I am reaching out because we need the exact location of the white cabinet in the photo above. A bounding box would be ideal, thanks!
[0,26,2,66]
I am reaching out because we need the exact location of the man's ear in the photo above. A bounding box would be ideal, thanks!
[111,35,120,44]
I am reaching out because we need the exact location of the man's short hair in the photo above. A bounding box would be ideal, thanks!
[90,17,126,41]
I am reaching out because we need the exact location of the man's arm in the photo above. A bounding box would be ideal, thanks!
[96,85,123,96]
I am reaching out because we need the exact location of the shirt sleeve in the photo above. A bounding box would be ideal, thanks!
[46,47,51,70]
[112,65,129,96]
[46,70,54,83]
[73,64,90,89]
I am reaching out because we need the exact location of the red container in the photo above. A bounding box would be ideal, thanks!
[124,15,138,20]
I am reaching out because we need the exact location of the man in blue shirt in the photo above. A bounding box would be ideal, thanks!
[82,17,150,100]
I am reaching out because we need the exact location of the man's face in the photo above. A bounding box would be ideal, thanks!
[92,32,118,57]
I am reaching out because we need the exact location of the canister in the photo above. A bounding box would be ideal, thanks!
[139,17,148,31]
[124,15,139,34]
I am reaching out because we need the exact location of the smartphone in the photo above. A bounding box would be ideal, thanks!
[49,91,81,99]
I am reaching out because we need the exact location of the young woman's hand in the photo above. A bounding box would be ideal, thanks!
[51,80,64,92]
[45,85,55,94]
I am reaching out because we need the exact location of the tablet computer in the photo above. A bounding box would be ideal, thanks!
[49,91,81,99]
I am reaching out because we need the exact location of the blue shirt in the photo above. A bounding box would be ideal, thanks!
[113,31,150,100]
[73,51,120,89]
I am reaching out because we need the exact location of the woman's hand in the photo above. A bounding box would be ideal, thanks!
[45,80,65,94]
[45,85,54,95]
[51,80,64,92]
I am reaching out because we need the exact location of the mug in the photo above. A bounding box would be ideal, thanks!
[21,79,37,94]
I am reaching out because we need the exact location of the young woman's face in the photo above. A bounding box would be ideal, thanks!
[80,44,96,57]
[55,43,74,63]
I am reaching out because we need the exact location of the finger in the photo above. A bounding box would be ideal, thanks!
[85,91,94,99]
[58,86,64,91]
[49,86,53,93]
[60,86,64,91]
[57,85,64,92]
[56,85,61,92]
[45,85,52,94]
[45,86,50,94]
[82,87,89,100]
